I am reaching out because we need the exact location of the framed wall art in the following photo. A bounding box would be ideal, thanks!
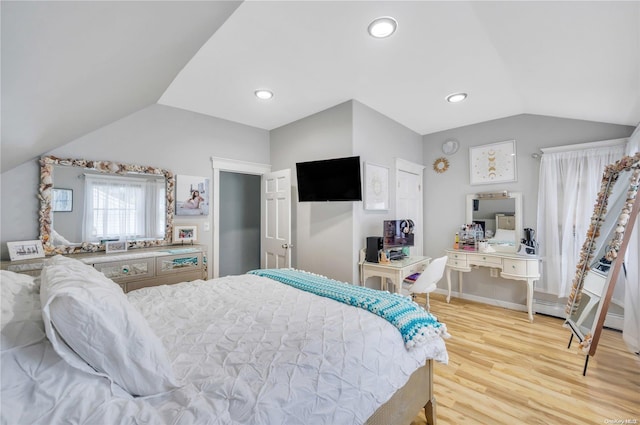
[52,188,73,212]
[364,162,389,210]
[469,140,517,185]
[6,240,45,261]
[173,225,198,244]
[176,175,210,216]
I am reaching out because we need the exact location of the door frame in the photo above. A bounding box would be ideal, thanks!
[211,156,271,278]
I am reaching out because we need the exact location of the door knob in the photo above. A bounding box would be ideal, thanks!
[282,243,294,249]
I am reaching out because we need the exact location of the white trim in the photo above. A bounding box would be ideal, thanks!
[211,156,271,175]
[540,138,628,154]
[210,157,271,278]
[395,157,425,175]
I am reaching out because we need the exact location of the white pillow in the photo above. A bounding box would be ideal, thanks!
[40,255,179,396]
[1,270,45,351]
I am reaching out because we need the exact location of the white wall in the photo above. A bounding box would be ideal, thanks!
[0,104,270,272]
[422,113,635,312]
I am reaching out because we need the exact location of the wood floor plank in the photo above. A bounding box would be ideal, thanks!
[410,294,640,425]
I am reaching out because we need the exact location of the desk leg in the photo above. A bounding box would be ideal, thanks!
[445,267,452,303]
[526,279,535,322]
[458,271,463,297]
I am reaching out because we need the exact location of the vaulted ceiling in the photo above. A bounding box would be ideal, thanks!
[2,1,639,172]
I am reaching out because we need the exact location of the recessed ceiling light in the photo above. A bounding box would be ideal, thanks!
[255,89,273,100]
[446,93,468,103]
[368,16,397,38]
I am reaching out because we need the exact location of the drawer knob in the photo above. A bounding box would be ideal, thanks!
[122,266,129,274]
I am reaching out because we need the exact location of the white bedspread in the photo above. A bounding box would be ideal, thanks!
[1,272,448,425]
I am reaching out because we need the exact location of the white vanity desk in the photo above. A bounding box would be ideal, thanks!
[444,248,541,321]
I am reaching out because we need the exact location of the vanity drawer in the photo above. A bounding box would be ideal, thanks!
[93,258,155,283]
[156,253,203,276]
[447,253,468,268]
[467,254,502,268]
[502,259,540,277]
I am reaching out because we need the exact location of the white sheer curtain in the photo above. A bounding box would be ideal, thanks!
[623,125,639,353]
[536,143,626,297]
[83,174,149,241]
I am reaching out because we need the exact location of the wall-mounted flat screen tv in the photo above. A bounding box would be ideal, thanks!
[296,156,362,202]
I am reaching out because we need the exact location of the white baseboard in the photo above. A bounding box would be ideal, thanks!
[434,289,624,330]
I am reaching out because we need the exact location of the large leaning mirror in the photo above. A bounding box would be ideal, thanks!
[466,191,522,252]
[39,156,175,255]
[564,152,640,375]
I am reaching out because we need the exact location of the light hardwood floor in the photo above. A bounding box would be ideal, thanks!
[410,294,640,425]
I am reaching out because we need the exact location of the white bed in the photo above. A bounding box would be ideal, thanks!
[1,256,448,425]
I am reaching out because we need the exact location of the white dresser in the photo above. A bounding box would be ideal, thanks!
[1,245,208,293]
[444,248,540,321]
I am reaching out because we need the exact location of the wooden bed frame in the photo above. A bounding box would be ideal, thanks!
[366,360,436,425]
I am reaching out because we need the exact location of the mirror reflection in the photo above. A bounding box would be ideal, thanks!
[565,153,640,368]
[40,156,175,254]
[466,192,522,252]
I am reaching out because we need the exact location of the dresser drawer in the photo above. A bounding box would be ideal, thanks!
[467,253,503,268]
[93,258,155,283]
[156,253,203,276]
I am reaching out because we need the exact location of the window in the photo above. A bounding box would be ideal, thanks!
[83,174,165,242]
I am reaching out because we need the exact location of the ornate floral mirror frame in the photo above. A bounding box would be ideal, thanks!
[565,152,640,364]
[39,155,175,255]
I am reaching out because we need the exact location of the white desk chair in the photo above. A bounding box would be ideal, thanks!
[401,255,448,311]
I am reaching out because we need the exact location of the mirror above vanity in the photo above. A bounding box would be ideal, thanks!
[39,156,175,255]
[466,191,522,252]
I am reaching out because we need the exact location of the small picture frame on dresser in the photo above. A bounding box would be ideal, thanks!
[173,225,198,244]
[7,240,45,261]
[105,240,128,254]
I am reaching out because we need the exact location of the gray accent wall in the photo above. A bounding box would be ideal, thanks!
[0,104,270,269]
[219,172,261,276]
[270,100,424,285]
[270,101,354,283]
[422,114,635,311]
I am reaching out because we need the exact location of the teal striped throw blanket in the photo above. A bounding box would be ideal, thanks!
[248,268,450,350]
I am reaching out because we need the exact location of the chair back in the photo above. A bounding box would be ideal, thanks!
[409,255,448,294]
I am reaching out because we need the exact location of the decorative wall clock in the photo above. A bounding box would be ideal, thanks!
[469,140,517,185]
[442,139,459,155]
[433,157,449,173]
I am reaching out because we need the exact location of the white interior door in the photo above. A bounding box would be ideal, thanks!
[396,159,424,256]
[261,169,291,269]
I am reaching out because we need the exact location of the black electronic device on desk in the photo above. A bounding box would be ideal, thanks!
[365,237,383,262]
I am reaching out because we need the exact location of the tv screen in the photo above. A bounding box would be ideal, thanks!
[296,156,362,202]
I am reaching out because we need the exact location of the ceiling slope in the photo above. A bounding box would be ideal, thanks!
[1,0,241,171]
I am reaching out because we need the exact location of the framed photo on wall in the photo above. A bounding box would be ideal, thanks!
[173,225,198,243]
[469,140,517,185]
[7,240,45,261]
[175,175,210,216]
[364,162,389,210]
